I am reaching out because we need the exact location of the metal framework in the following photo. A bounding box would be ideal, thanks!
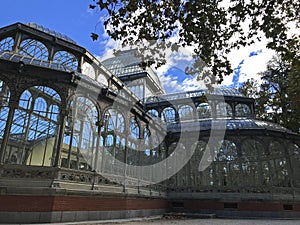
[0,22,299,207]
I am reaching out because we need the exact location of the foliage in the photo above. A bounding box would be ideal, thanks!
[239,55,300,133]
[90,0,299,86]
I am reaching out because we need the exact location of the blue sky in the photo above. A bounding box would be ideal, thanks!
[0,0,275,93]
[0,0,106,56]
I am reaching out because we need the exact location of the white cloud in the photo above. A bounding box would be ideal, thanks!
[225,38,275,86]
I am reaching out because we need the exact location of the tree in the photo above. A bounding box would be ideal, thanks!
[239,55,300,133]
[90,0,299,86]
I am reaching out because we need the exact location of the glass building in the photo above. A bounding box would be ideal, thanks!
[0,22,299,223]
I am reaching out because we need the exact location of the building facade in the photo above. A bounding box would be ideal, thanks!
[0,22,299,223]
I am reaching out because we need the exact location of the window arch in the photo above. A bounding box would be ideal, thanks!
[100,109,126,172]
[53,50,78,71]
[104,109,125,133]
[19,39,48,60]
[178,105,194,121]
[82,62,96,79]
[0,37,14,52]
[6,86,61,166]
[161,107,176,123]
[62,96,98,170]
[235,103,251,118]
[214,140,240,188]
[197,102,212,119]
[216,102,233,118]
[97,72,108,86]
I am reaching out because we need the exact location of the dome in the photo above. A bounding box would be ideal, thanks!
[101,50,163,90]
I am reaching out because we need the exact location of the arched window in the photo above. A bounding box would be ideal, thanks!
[19,39,48,60]
[214,140,239,187]
[82,62,96,79]
[197,103,211,119]
[62,96,98,171]
[216,102,232,118]
[216,102,233,118]
[7,86,61,166]
[100,109,126,173]
[0,37,14,52]
[104,109,125,133]
[161,107,176,123]
[97,72,108,86]
[178,105,194,121]
[235,103,251,118]
[53,51,78,71]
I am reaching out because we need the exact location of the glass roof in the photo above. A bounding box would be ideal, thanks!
[146,88,245,103]
[73,71,106,89]
[26,22,77,44]
[167,119,294,134]
[0,51,105,89]
[0,51,70,71]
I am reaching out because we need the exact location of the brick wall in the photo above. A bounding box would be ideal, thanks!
[0,195,168,212]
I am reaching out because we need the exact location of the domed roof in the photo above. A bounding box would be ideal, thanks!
[101,50,164,90]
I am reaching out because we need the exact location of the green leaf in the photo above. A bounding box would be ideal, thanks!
[90,33,99,41]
